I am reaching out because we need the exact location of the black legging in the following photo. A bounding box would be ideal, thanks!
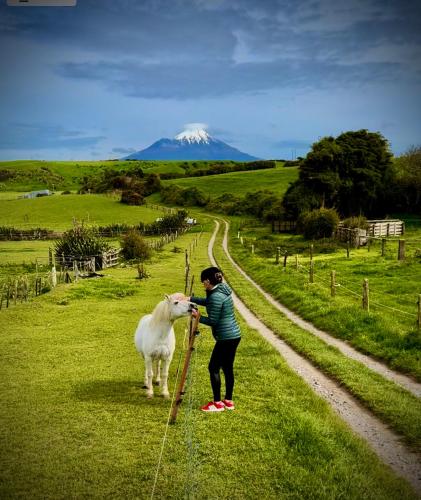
[208,337,241,401]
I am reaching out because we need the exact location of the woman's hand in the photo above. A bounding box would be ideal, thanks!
[191,308,200,319]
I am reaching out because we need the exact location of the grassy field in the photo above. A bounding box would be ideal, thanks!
[161,165,298,198]
[0,159,279,192]
[228,220,421,380]
[0,225,415,498]
[0,160,185,191]
[0,193,164,230]
[213,219,421,449]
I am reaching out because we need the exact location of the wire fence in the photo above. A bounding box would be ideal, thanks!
[238,233,421,328]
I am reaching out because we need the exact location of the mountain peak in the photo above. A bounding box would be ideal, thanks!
[174,126,212,144]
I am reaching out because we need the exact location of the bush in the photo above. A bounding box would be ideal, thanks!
[341,215,369,230]
[54,225,111,268]
[299,208,340,240]
[61,190,72,195]
[120,190,144,205]
[120,230,152,261]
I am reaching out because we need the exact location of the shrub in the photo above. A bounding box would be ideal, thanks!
[120,190,144,205]
[342,215,369,230]
[61,190,72,195]
[54,225,111,268]
[120,230,152,261]
[299,208,340,240]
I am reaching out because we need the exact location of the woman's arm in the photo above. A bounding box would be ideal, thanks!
[198,294,224,327]
[190,295,207,306]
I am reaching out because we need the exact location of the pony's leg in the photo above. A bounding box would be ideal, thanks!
[144,356,154,398]
[161,358,171,399]
[155,360,161,386]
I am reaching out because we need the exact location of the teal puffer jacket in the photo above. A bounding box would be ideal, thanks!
[191,283,241,341]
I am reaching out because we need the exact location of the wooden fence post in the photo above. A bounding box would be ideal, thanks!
[51,266,57,288]
[310,244,314,262]
[362,279,369,311]
[251,244,254,254]
[309,261,314,283]
[346,239,350,259]
[237,231,240,239]
[331,270,336,297]
[240,237,244,245]
[398,239,405,261]
[283,252,288,269]
[381,238,386,257]
[418,295,421,330]
[48,248,52,266]
[295,254,299,271]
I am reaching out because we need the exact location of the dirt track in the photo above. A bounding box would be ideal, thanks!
[208,219,421,495]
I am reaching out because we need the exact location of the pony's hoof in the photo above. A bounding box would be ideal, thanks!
[154,381,161,386]
[162,393,170,399]
[142,384,148,389]
[146,393,153,399]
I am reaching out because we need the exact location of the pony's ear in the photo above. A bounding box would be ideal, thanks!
[164,294,171,302]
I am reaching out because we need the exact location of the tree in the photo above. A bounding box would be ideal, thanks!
[283,130,395,218]
[394,146,421,212]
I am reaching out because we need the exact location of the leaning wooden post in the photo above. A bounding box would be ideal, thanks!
[240,237,244,245]
[275,247,280,265]
[170,291,200,424]
[331,270,336,297]
[381,238,386,257]
[398,239,405,261]
[237,231,240,239]
[362,279,369,312]
[310,244,313,262]
[283,252,288,269]
[309,261,314,283]
[346,239,350,259]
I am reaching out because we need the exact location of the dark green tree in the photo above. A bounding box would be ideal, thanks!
[283,130,394,218]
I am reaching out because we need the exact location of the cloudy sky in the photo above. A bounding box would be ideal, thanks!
[0,0,420,160]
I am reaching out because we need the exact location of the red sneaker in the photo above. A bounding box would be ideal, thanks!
[200,401,225,412]
[223,399,235,410]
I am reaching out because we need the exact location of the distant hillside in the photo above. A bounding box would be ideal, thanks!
[153,165,299,200]
[0,159,267,192]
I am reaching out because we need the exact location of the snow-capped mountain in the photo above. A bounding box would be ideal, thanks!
[123,126,259,161]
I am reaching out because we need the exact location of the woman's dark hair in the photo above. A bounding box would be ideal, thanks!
[201,266,223,285]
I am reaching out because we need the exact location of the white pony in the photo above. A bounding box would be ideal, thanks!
[134,293,193,398]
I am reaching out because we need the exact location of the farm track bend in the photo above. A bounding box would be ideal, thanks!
[208,219,421,495]
[222,219,421,399]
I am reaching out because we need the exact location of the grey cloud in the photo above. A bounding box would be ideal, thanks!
[55,58,404,100]
[0,123,106,150]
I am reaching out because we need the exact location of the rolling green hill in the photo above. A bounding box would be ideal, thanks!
[161,165,298,197]
[0,193,161,230]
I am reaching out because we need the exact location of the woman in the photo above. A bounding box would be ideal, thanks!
[189,266,241,412]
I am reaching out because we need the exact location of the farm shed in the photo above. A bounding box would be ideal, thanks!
[20,190,52,199]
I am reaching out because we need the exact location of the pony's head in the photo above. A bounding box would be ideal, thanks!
[164,293,194,321]
[151,293,193,324]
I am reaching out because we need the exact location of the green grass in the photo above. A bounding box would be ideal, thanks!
[162,165,298,198]
[0,193,164,230]
[0,226,415,498]
[0,160,187,191]
[0,159,279,192]
[213,219,421,449]
[232,222,421,380]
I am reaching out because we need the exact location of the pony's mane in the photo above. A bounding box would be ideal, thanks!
[150,299,172,326]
